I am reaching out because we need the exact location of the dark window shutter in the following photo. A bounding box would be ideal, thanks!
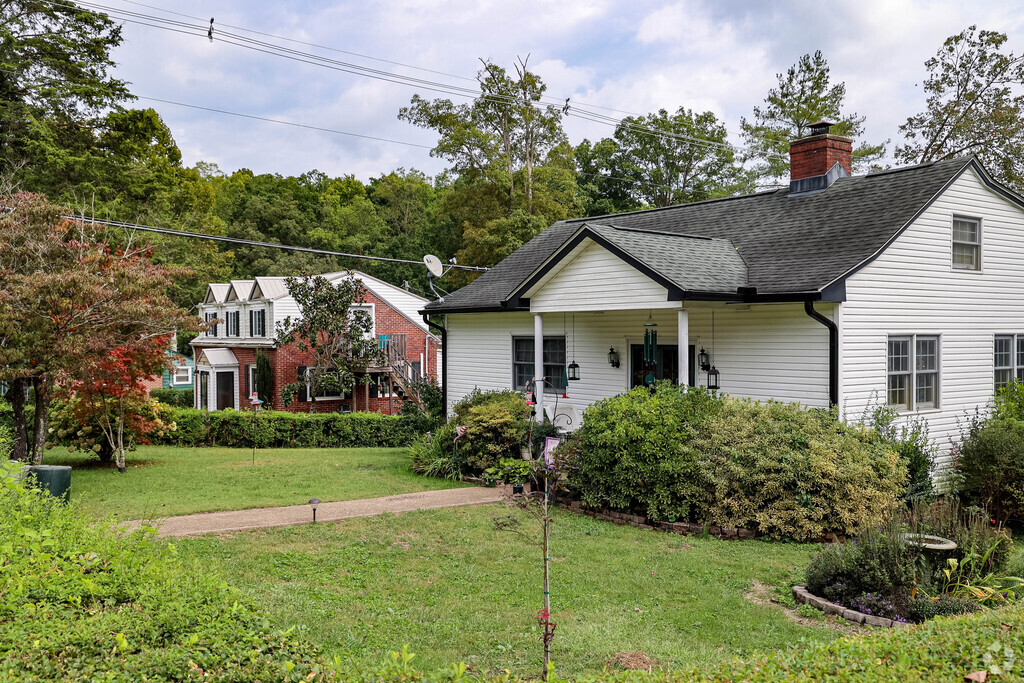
[244,364,251,398]
[249,310,254,336]
[297,366,308,402]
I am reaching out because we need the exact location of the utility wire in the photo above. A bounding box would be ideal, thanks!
[69,216,490,272]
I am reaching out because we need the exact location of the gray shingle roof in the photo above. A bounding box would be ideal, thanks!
[424,157,975,313]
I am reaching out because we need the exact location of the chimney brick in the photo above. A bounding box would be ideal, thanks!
[789,133,853,181]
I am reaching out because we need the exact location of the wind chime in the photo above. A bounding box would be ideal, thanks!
[643,311,658,389]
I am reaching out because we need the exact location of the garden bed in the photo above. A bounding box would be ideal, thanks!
[791,584,908,628]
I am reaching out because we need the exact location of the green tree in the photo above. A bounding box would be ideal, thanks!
[740,51,886,184]
[897,26,1024,192]
[574,137,640,216]
[275,275,384,413]
[0,0,130,165]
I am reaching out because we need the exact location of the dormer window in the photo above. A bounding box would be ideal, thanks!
[249,309,266,337]
[204,312,218,337]
[952,216,980,270]
[226,311,240,337]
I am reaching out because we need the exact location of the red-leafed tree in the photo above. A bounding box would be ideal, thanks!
[64,340,172,472]
[0,192,201,464]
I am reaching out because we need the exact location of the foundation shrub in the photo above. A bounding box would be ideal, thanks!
[867,404,936,501]
[953,415,1024,525]
[148,387,193,408]
[449,389,531,472]
[564,386,903,538]
[697,399,905,540]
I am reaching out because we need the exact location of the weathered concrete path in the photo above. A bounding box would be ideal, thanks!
[125,486,504,537]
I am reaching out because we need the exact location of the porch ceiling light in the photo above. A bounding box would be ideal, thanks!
[708,366,720,391]
[567,360,580,381]
[698,347,710,372]
[607,347,620,368]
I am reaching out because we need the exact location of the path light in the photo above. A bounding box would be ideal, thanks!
[607,347,619,368]
[308,498,321,522]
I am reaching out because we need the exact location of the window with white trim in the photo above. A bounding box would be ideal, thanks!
[204,312,218,337]
[952,216,981,270]
[172,366,192,386]
[226,311,240,337]
[512,337,566,391]
[994,335,1024,392]
[887,335,939,411]
[249,309,266,337]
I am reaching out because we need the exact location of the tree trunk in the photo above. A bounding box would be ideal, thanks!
[542,488,551,681]
[30,376,50,465]
[9,377,28,461]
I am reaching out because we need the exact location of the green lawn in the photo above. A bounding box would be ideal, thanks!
[176,504,838,679]
[46,446,468,520]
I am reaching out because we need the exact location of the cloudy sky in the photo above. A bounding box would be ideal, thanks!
[102,0,1024,181]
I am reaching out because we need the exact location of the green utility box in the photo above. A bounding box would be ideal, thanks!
[27,465,72,502]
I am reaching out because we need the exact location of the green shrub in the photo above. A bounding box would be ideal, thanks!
[564,383,720,521]
[564,385,903,538]
[48,397,177,463]
[953,416,1024,524]
[0,463,328,681]
[867,403,935,501]
[994,378,1024,421]
[805,522,919,615]
[409,422,460,480]
[696,399,905,539]
[149,408,423,449]
[903,498,1014,584]
[149,386,193,407]
[451,389,531,472]
[906,595,983,622]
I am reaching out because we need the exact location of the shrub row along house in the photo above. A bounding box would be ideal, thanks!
[424,121,1024,467]
[193,270,440,414]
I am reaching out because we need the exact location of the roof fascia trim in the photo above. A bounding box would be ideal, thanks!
[505,225,684,307]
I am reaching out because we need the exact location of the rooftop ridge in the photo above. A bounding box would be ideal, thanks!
[563,188,782,224]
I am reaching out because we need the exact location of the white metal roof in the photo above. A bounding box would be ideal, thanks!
[198,348,238,366]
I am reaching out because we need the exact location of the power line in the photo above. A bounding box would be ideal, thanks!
[70,216,489,272]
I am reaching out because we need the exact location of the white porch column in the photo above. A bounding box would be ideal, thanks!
[678,308,689,386]
[533,313,544,409]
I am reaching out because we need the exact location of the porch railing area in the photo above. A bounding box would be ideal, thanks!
[376,333,421,405]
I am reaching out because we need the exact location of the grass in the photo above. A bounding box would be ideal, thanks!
[45,445,468,520]
[176,504,839,679]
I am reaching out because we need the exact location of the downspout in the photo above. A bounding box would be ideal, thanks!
[423,314,447,420]
[804,299,839,408]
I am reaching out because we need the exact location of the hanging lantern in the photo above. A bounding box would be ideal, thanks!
[698,347,710,372]
[567,360,580,381]
[607,346,620,368]
[708,366,721,390]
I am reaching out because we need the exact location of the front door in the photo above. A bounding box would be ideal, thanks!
[630,344,695,389]
[216,371,234,410]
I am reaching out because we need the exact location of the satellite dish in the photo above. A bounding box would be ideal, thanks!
[423,254,444,277]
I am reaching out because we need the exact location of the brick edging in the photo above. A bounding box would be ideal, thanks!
[791,584,910,628]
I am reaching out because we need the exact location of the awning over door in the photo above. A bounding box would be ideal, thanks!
[197,348,238,367]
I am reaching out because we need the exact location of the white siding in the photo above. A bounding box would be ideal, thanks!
[527,240,677,312]
[842,166,1024,468]
[445,302,832,416]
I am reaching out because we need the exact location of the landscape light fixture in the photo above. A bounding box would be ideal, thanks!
[308,498,321,522]
[607,347,620,368]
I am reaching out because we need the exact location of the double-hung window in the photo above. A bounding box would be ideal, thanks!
[994,335,1024,392]
[249,309,266,338]
[226,311,240,337]
[952,216,981,270]
[204,312,218,337]
[172,366,192,386]
[512,337,566,391]
[887,335,939,411]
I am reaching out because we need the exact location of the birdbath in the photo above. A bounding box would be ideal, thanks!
[899,533,957,587]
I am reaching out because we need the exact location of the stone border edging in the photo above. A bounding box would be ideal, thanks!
[791,584,910,628]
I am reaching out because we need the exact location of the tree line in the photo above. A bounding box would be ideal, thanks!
[3,1,1023,309]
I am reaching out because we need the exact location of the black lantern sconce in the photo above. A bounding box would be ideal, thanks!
[567,360,580,381]
[607,347,620,368]
[698,347,710,372]
[707,366,721,390]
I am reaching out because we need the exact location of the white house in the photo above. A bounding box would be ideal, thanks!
[423,122,1024,469]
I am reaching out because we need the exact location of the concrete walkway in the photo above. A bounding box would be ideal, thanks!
[126,486,505,538]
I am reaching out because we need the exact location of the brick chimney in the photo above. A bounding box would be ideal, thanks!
[788,120,852,194]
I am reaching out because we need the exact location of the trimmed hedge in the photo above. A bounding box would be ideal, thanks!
[149,386,194,407]
[152,407,422,448]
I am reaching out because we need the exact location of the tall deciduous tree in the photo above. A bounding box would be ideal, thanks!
[897,26,1024,192]
[740,51,886,185]
[276,275,384,413]
[0,192,199,463]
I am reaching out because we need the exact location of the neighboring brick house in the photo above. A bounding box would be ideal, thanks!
[140,333,194,393]
[192,271,441,414]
